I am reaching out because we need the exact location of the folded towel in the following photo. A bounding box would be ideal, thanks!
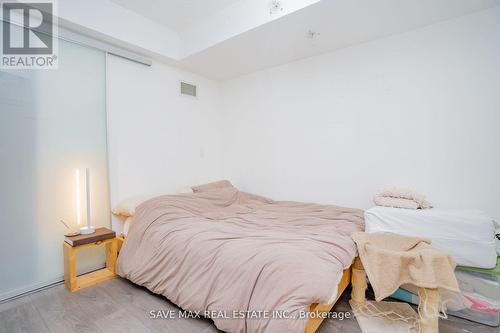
[374,188,432,209]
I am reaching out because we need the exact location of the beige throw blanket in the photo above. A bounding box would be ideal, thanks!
[374,189,432,209]
[117,186,364,333]
[352,232,459,302]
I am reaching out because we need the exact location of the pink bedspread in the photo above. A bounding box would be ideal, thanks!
[117,187,364,333]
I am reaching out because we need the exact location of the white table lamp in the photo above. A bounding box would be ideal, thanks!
[76,167,95,235]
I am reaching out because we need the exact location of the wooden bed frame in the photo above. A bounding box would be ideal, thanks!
[117,236,352,333]
[305,267,352,333]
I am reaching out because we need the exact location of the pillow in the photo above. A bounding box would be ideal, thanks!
[112,188,194,217]
[112,195,153,217]
[191,180,234,193]
[175,186,194,194]
[122,216,133,237]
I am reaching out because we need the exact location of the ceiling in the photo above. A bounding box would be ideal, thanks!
[178,0,500,80]
[111,0,242,32]
[107,0,500,80]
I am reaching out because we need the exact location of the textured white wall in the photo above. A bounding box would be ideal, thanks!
[219,8,500,220]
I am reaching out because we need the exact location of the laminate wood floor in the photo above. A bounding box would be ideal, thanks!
[1,277,497,333]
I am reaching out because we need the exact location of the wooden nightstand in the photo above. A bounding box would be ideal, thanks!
[63,228,118,292]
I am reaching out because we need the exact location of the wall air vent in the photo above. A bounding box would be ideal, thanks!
[181,81,197,97]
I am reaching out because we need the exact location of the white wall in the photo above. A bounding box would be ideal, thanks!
[219,8,500,220]
[107,55,223,230]
[106,7,500,223]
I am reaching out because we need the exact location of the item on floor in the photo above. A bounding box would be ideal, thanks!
[391,288,420,305]
[452,258,500,326]
[373,188,432,209]
[365,206,498,268]
[456,263,500,300]
[352,232,459,301]
[391,288,500,328]
[349,300,418,333]
[64,227,116,246]
[392,285,469,312]
[390,258,500,327]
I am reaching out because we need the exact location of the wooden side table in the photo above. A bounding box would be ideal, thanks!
[63,237,118,292]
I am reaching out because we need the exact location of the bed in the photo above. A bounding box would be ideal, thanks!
[365,206,497,268]
[116,181,364,333]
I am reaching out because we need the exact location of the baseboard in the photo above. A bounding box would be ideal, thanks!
[0,263,106,303]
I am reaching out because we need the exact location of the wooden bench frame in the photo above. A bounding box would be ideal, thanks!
[350,257,440,333]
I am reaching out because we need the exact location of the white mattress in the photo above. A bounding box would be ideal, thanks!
[365,207,497,269]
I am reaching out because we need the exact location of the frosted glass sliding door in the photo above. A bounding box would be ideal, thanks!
[0,39,109,300]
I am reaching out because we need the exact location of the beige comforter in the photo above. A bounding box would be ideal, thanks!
[117,187,364,333]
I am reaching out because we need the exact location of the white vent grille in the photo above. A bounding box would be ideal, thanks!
[181,82,197,97]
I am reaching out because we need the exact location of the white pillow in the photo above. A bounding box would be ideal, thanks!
[123,216,133,237]
[112,195,153,217]
[112,188,194,217]
[191,180,234,193]
[175,186,194,194]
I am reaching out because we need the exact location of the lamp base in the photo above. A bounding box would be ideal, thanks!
[80,226,96,234]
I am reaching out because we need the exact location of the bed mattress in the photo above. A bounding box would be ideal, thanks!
[365,206,497,269]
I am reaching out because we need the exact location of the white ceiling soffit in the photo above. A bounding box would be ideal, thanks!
[58,0,182,60]
[110,0,244,32]
[59,0,320,61]
[109,0,322,58]
[179,0,500,80]
[178,0,321,57]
